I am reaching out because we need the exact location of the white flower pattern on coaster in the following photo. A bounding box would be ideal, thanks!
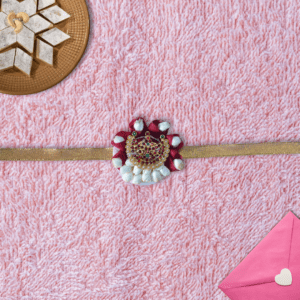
[0,0,70,75]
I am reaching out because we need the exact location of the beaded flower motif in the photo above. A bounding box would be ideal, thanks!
[112,118,184,185]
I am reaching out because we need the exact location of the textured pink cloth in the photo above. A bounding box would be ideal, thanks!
[1,0,300,299]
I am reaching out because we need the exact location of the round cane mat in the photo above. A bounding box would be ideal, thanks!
[0,0,90,95]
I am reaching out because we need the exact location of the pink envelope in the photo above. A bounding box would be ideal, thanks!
[219,211,300,299]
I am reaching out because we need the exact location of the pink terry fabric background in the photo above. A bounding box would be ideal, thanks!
[1,0,300,299]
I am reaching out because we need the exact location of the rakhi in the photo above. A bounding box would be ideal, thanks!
[1,117,300,185]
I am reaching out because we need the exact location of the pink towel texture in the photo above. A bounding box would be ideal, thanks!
[0,0,300,299]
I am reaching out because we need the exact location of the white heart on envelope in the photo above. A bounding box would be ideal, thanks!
[275,268,292,286]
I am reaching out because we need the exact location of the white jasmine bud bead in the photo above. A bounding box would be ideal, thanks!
[114,136,125,143]
[172,136,181,147]
[174,159,184,171]
[158,122,170,132]
[112,158,123,168]
[125,159,134,167]
[120,165,132,175]
[152,170,162,182]
[133,166,142,175]
[155,165,163,171]
[134,119,144,131]
[132,174,142,184]
[122,172,133,182]
[142,171,152,182]
[160,166,170,177]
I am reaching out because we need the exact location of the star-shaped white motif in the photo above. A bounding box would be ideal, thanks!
[0,0,71,75]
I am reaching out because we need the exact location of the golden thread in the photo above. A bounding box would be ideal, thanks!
[179,142,300,159]
[0,148,113,161]
[0,142,300,161]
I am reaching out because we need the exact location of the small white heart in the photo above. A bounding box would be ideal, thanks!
[275,268,292,286]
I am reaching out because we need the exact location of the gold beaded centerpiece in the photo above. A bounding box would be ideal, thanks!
[126,131,170,170]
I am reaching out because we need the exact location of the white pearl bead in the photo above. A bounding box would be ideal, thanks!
[112,158,122,168]
[133,166,142,175]
[125,159,134,167]
[142,172,152,182]
[132,174,142,184]
[120,165,132,175]
[134,119,144,131]
[155,165,164,171]
[174,159,184,171]
[114,136,125,143]
[172,136,181,147]
[152,170,162,182]
[160,166,170,177]
[122,172,133,182]
[158,122,170,132]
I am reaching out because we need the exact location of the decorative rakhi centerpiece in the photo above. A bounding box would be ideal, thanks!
[112,118,184,185]
[126,131,170,170]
